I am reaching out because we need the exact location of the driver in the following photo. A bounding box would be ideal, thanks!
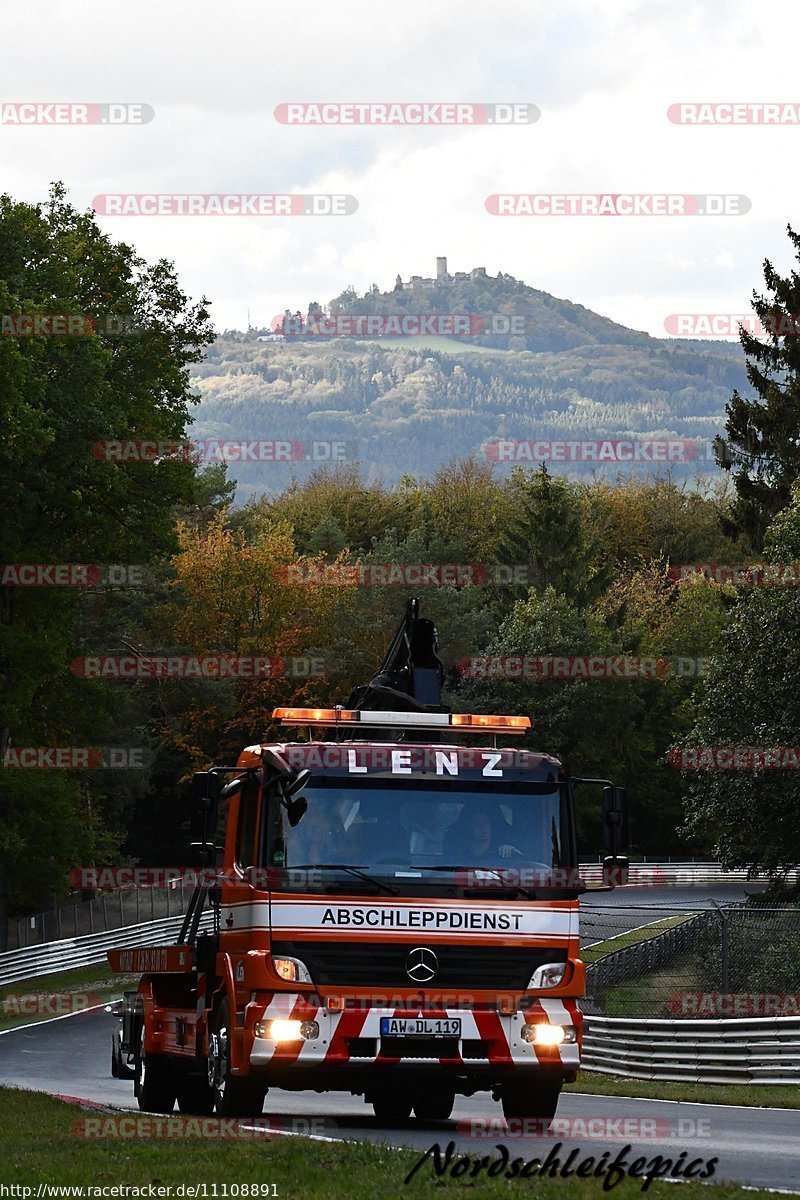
[290,804,344,866]
[458,809,522,864]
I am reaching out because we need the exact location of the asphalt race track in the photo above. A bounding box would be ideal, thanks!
[1,883,796,1193]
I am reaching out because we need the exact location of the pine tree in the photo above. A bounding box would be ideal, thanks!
[718,225,800,544]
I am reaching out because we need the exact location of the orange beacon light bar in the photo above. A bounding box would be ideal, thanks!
[271,707,531,733]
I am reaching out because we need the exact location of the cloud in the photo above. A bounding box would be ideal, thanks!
[2,0,799,335]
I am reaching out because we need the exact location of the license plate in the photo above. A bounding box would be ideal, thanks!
[380,1017,462,1038]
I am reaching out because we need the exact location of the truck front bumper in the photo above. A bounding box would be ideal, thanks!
[247,994,580,1080]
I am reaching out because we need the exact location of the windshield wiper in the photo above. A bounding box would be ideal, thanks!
[423,865,539,900]
[290,864,399,896]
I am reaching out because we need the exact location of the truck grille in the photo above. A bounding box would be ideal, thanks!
[272,941,565,990]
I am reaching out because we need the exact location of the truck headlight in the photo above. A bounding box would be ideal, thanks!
[521,1023,577,1046]
[254,1018,320,1042]
[528,962,566,989]
[271,955,312,983]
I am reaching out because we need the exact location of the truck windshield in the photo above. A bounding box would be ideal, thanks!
[265,777,570,894]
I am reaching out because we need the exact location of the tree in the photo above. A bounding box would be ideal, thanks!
[0,183,213,928]
[501,466,609,604]
[680,489,800,873]
[718,225,800,544]
[307,515,348,557]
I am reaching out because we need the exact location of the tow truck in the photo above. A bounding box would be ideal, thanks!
[108,600,628,1123]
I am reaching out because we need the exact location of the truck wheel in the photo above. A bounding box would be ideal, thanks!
[208,1000,266,1117]
[413,1088,455,1122]
[371,1091,413,1124]
[135,1028,178,1113]
[501,1078,561,1125]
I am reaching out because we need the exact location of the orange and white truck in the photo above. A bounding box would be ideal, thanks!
[108,601,627,1123]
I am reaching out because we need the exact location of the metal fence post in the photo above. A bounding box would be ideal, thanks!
[711,900,730,994]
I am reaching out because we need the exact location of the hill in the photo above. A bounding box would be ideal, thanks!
[188,268,749,500]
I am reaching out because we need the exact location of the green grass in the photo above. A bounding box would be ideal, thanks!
[593,951,699,1019]
[0,1087,782,1196]
[582,916,693,965]
[0,964,138,1032]
[567,1071,800,1110]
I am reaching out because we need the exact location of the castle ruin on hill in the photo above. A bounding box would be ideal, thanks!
[395,257,488,291]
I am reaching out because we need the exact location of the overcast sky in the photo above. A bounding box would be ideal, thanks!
[2,0,799,337]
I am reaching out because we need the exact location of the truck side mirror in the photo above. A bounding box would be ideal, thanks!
[270,767,311,826]
[284,768,311,797]
[286,796,308,827]
[602,784,629,858]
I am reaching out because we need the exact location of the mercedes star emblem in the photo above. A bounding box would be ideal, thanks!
[405,946,439,982]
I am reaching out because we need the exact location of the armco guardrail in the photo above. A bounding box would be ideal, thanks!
[582,1014,800,1084]
[580,863,800,886]
[0,913,213,988]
